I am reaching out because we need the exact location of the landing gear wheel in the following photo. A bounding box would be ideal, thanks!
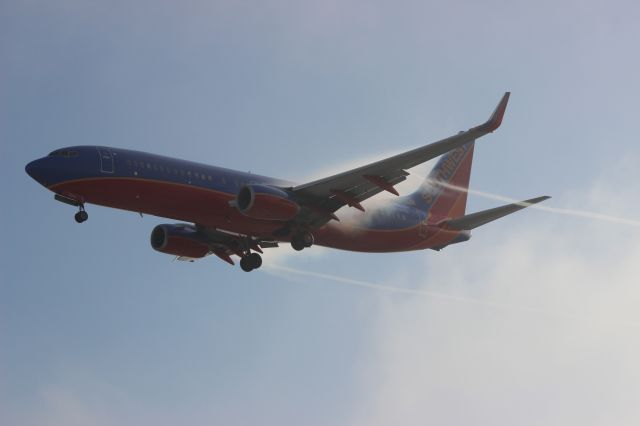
[291,232,314,251]
[248,252,262,269]
[240,253,262,272]
[291,236,305,251]
[74,210,88,223]
[302,232,314,248]
[240,256,253,272]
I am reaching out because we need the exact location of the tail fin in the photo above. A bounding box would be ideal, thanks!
[408,140,475,220]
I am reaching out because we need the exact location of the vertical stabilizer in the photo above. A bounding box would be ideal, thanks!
[408,140,475,220]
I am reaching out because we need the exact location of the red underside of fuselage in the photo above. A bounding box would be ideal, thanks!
[50,177,463,253]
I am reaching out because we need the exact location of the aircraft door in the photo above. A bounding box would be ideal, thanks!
[97,148,114,173]
[418,218,429,238]
[418,210,432,239]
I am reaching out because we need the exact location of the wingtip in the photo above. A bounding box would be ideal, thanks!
[476,91,511,133]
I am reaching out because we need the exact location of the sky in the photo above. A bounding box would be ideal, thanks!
[2,0,640,424]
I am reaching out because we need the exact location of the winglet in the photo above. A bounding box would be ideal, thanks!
[474,92,510,133]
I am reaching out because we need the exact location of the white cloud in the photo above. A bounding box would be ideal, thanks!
[7,385,114,426]
[346,165,640,425]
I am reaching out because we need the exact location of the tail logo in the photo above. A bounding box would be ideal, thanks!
[421,144,471,203]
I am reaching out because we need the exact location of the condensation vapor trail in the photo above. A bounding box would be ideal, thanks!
[414,174,640,227]
[264,263,640,330]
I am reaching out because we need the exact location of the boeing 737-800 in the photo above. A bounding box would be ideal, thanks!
[25,92,549,271]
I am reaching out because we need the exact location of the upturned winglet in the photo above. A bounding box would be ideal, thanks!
[473,92,510,133]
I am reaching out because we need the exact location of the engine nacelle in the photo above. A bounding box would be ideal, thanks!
[150,224,210,258]
[236,184,300,221]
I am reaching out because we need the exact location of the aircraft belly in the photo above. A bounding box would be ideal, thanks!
[49,177,284,234]
[51,177,470,252]
[313,222,462,252]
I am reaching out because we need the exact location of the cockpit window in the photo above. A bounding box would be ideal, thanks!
[48,150,79,158]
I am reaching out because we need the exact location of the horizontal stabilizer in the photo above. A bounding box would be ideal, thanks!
[445,196,550,230]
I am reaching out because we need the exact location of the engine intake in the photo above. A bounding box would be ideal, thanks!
[150,224,210,258]
[236,184,300,221]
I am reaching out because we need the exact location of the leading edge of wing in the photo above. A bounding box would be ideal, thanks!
[292,92,511,199]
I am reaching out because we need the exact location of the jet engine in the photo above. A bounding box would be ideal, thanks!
[150,224,210,258]
[236,184,300,221]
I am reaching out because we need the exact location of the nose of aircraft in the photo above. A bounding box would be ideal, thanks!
[24,160,37,177]
[25,159,38,178]
[25,158,48,185]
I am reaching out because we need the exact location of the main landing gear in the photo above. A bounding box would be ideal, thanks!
[74,205,88,223]
[291,232,314,251]
[240,252,262,272]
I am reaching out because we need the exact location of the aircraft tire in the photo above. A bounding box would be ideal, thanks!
[74,211,88,223]
[248,252,262,269]
[291,236,305,251]
[302,232,314,248]
[240,256,254,272]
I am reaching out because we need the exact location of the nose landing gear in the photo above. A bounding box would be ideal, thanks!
[54,194,88,223]
[74,205,88,223]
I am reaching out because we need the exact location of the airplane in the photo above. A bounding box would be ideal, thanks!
[25,92,549,272]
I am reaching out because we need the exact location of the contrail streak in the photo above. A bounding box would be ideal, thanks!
[264,263,640,330]
[415,174,640,227]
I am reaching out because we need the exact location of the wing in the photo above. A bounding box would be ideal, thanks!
[291,92,511,227]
